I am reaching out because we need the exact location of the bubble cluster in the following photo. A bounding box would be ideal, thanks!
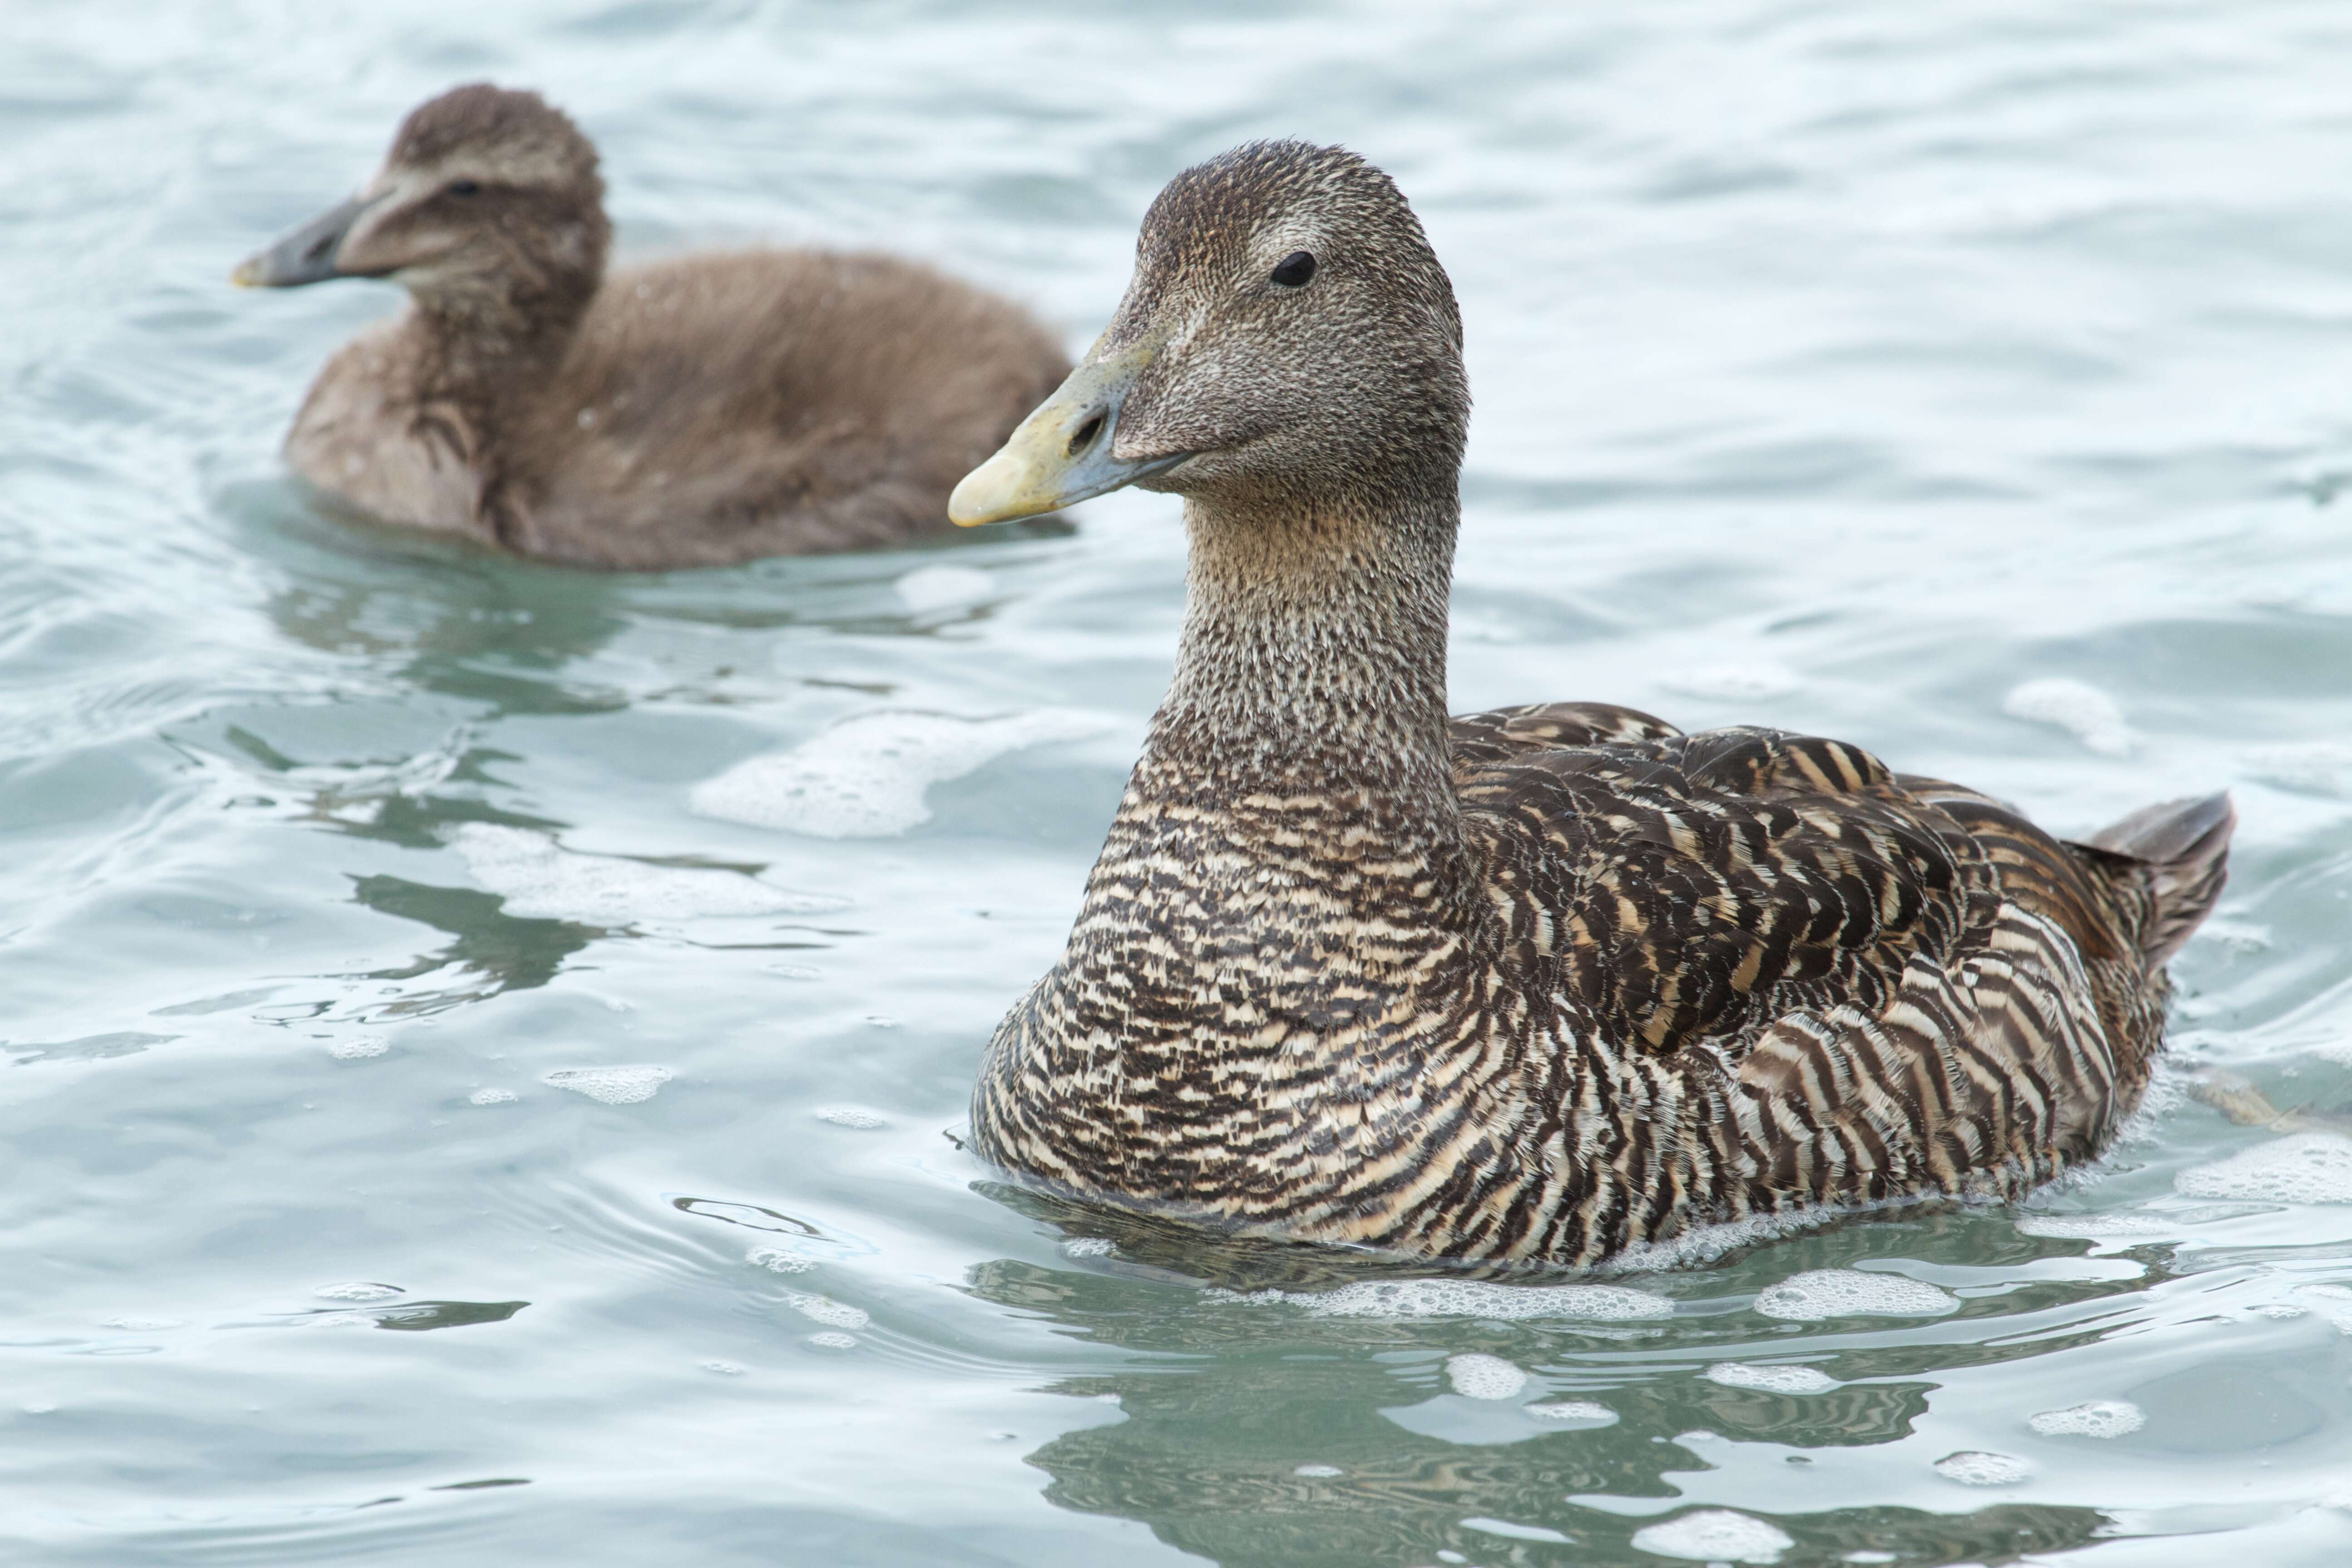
[1444,1353,1528,1400]
[783,1291,870,1330]
[314,1282,402,1302]
[328,1035,388,1059]
[2016,1213,2172,1240]
[700,1360,746,1376]
[2029,1399,2145,1438]
[2176,1134,2352,1205]
[689,709,1109,838]
[1753,1269,1959,1321]
[468,1087,518,1106]
[1216,1278,1672,1322]
[1293,1463,1343,1478]
[1705,1362,1838,1394]
[543,1065,673,1105]
[806,1331,858,1350]
[2003,677,2130,755]
[452,823,838,923]
[814,1106,887,1129]
[746,1248,814,1274]
[1524,1400,1617,1426]
[1628,1509,1794,1563]
[1934,1450,2029,1486]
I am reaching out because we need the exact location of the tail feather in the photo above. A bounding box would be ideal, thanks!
[2074,791,2235,968]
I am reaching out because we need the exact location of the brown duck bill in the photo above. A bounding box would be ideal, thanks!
[947,337,1191,526]
[230,192,381,288]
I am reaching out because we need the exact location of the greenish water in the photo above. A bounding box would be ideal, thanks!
[5,2,2352,1563]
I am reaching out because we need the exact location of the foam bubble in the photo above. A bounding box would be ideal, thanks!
[783,1291,870,1330]
[1662,663,1804,702]
[543,1065,673,1105]
[1753,1269,1959,1321]
[328,1035,388,1060]
[1705,1362,1838,1394]
[451,823,841,924]
[747,1248,814,1274]
[1214,1279,1672,1322]
[314,1283,402,1302]
[1934,1450,2029,1485]
[2029,1399,2144,1439]
[1524,1400,1617,1426]
[2176,1134,2352,1204]
[806,1331,858,1350]
[468,1088,517,1106]
[1060,1237,1115,1258]
[763,962,822,980]
[1628,1509,1794,1563]
[1445,1353,1528,1400]
[894,563,994,614]
[2016,1213,2172,1240]
[1293,1463,1343,1478]
[700,1359,746,1376]
[99,1317,184,1331]
[689,710,1109,838]
[814,1106,887,1129]
[2245,742,2352,798]
[2003,677,2131,756]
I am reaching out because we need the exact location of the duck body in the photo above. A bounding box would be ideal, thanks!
[242,85,1068,568]
[951,140,2233,1266]
[287,247,1069,568]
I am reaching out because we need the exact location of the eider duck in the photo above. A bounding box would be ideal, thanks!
[947,141,2235,1266]
[233,83,1069,569]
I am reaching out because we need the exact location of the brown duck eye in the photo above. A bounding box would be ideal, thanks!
[447,179,481,197]
[1269,250,1316,287]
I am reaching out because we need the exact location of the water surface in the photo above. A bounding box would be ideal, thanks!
[5,1,2352,1563]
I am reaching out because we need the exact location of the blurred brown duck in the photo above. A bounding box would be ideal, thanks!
[951,140,2235,1265]
[234,83,1069,568]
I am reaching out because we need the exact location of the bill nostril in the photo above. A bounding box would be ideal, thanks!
[1067,412,1105,458]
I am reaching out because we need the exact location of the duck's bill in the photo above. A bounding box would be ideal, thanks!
[948,342,1191,527]
[230,194,372,288]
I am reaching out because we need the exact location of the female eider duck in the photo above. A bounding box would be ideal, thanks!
[947,141,2234,1266]
[234,84,1069,568]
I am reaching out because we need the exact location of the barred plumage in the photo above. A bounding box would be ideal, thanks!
[961,142,2234,1264]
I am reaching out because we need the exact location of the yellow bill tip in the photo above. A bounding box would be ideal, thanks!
[947,447,1036,528]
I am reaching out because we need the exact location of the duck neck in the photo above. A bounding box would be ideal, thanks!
[399,252,602,428]
[1126,483,1468,917]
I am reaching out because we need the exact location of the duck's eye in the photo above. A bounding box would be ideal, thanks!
[446,179,482,197]
[1269,250,1317,288]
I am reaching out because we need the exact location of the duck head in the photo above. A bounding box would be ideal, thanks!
[951,140,1467,526]
[233,83,609,318]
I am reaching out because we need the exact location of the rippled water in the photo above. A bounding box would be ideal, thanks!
[6,1,2352,1563]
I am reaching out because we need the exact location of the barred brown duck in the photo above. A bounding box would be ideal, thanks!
[234,83,1068,569]
[949,141,2234,1266]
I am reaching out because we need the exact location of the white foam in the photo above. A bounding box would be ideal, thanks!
[689,709,1109,838]
[21,1402,56,1415]
[1705,1362,1838,1394]
[814,1106,887,1129]
[1662,663,1804,702]
[806,1331,858,1349]
[99,1317,183,1331]
[452,824,840,924]
[2003,677,2131,756]
[1753,1269,1959,1321]
[700,1359,746,1375]
[543,1065,673,1105]
[1445,1352,1528,1400]
[1629,1509,1794,1563]
[2245,742,2352,798]
[2029,1399,2144,1438]
[468,1088,518,1106]
[2176,1134,2352,1204]
[747,1248,814,1274]
[1933,1450,2029,1486]
[2016,1213,2173,1240]
[894,563,994,614]
[1214,1279,1673,1322]
[1524,1400,1617,1426]
[314,1283,402,1302]
[1059,1237,1115,1258]
[1293,1463,1343,1478]
[328,1035,388,1060]
[783,1292,870,1330]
